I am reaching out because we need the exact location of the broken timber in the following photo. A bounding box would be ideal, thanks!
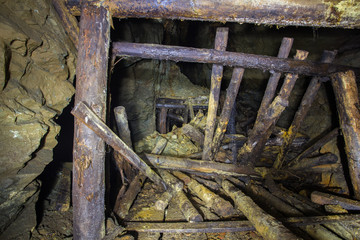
[331,70,360,200]
[125,214,360,233]
[273,50,337,169]
[72,3,110,240]
[203,27,229,161]
[112,42,360,77]
[145,154,258,177]
[311,191,360,211]
[65,0,360,28]
[72,101,166,189]
[221,179,301,240]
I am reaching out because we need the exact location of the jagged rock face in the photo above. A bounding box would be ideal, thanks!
[0,0,76,238]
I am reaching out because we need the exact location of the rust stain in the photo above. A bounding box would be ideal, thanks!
[86,193,94,201]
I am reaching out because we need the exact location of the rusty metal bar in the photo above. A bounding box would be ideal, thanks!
[112,42,360,77]
[64,0,360,28]
[203,27,229,161]
[72,3,110,239]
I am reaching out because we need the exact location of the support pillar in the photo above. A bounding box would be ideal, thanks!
[72,3,110,239]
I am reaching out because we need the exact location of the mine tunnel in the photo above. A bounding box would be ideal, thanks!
[1,0,360,239]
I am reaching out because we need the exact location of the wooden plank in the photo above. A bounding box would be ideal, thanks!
[255,38,293,124]
[202,27,229,161]
[311,191,360,210]
[72,101,166,189]
[221,179,302,240]
[145,154,258,177]
[210,67,244,161]
[72,3,110,239]
[65,0,360,28]
[158,107,168,134]
[273,50,337,169]
[331,70,360,200]
[112,42,360,77]
[124,214,360,233]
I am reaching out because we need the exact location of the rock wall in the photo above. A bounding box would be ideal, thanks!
[0,0,76,238]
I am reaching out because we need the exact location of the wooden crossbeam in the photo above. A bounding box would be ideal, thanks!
[112,42,360,77]
[64,0,360,28]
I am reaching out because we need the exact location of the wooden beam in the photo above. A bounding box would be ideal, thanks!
[53,0,79,48]
[202,27,229,161]
[72,3,110,239]
[145,154,258,177]
[72,101,166,189]
[112,42,360,77]
[311,191,360,211]
[273,50,337,169]
[210,67,244,161]
[331,70,360,200]
[221,179,301,240]
[124,214,360,233]
[64,0,360,28]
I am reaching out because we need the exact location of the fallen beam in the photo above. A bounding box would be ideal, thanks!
[311,191,360,211]
[64,0,360,28]
[72,101,166,189]
[331,70,360,200]
[72,3,110,239]
[125,214,360,233]
[221,179,301,240]
[112,42,360,77]
[145,154,258,177]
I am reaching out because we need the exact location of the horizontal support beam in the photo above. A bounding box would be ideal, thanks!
[112,42,360,77]
[125,214,360,233]
[64,0,360,28]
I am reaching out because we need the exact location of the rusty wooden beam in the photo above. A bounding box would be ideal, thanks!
[72,3,110,239]
[112,42,360,77]
[202,27,228,161]
[331,70,360,200]
[64,0,360,28]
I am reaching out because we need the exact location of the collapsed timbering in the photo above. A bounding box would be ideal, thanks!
[0,0,360,239]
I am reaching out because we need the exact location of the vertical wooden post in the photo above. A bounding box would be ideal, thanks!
[202,27,229,160]
[72,3,110,239]
[331,70,360,199]
[159,107,168,134]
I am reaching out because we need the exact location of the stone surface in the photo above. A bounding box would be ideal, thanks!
[0,0,76,237]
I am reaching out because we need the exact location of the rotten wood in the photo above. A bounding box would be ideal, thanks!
[274,50,337,169]
[181,124,204,147]
[255,37,293,124]
[145,154,258,177]
[72,101,166,188]
[221,179,301,240]
[203,27,229,161]
[285,128,339,169]
[158,107,168,134]
[114,174,146,219]
[72,3,110,239]
[160,170,203,222]
[210,67,245,161]
[65,0,360,28]
[112,42,360,77]
[239,50,309,166]
[331,70,360,200]
[52,0,79,48]
[124,214,360,233]
[311,191,360,210]
[288,153,338,171]
[172,171,236,218]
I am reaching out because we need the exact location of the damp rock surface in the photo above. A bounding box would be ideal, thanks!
[0,0,76,237]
